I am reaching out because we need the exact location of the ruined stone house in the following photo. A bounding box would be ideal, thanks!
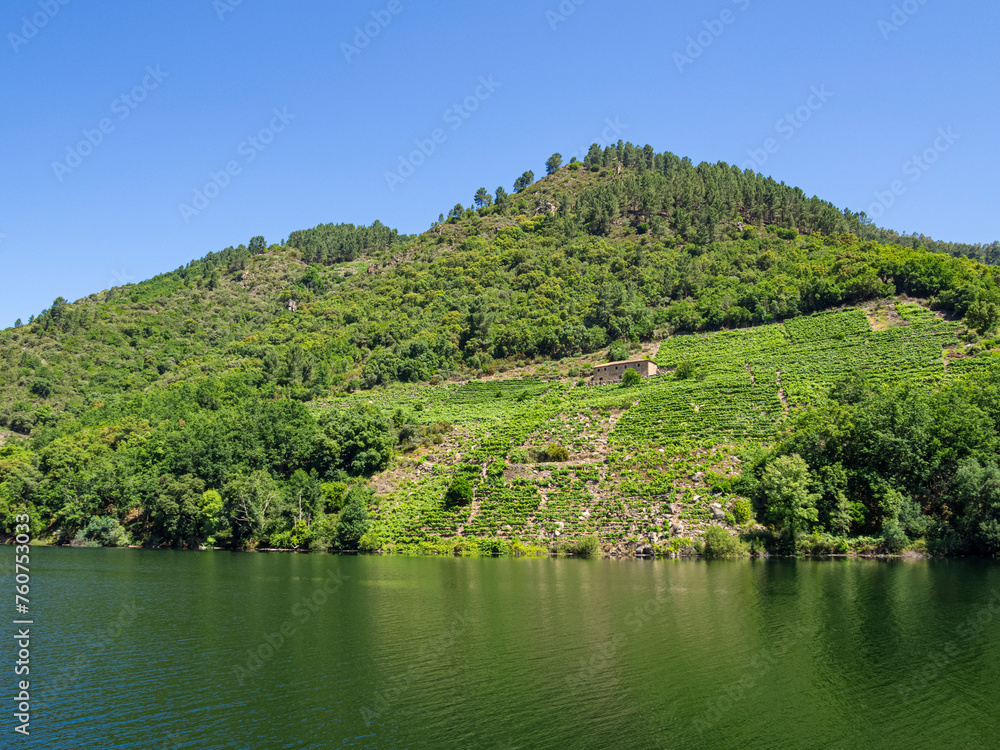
[590,359,658,385]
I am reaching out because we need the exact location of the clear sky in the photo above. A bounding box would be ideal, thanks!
[1,0,998,326]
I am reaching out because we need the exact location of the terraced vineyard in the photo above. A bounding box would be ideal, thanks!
[349,302,974,555]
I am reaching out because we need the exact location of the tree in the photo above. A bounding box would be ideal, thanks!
[248,236,267,254]
[952,458,1000,553]
[286,468,322,525]
[817,463,854,535]
[262,348,283,383]
[546,153,563,175]
[318,405,393,477]
[223,470,278,545]
[759,454,820,543]
[495,186,510,210]
[200,489,226,544]
[607,340,631,362]
[362,348,399,388]
[449,203,465,220]
[151,474,206,545]
[621,368,641,387]
[13,319,21,328]
[965,300,1000,335]
[514,170,535,193]
[334,485,371,549]
[474,187,492,209]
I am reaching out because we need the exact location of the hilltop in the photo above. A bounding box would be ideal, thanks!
[2,143,1000,557]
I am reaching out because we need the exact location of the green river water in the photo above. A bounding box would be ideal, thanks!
[15,548,1000,749]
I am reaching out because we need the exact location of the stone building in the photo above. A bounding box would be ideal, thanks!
[590,359,659,385]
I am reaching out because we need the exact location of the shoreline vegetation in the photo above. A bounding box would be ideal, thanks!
[2,143,1000,561]
[6,534,947,562]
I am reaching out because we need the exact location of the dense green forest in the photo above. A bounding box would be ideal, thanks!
[2,143,999,556]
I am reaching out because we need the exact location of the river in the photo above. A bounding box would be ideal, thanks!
[18,548,1000,748]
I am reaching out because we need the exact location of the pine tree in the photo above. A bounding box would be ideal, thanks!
[495,186,510,210]
[474,187,492,208]
[514,170,535,192]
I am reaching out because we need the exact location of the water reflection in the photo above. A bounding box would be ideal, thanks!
[32,549,1000,749]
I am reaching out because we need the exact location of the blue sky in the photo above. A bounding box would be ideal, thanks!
[1,0,998,326]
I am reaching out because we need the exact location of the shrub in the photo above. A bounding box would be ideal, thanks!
[621,368,641,387]
[776,227,798,241]
[702,526,749,559]
[608,340,631,362]
[569,535,601,558]
[732,499,753,525]
[482,538,505,556]
[72,516,128,548]
[30,378,53,398]
[301,516,337,553]
[748,536,769,556]
[882,522,908,554]
[797,531,850,556]
[334,486,372,550]
[675,360,697,380]
[445,475,474,507]
[545,444,570,462]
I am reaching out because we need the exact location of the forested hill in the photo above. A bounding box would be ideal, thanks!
[3,143,1000,557]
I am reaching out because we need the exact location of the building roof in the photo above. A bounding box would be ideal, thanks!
[593,359,656,368]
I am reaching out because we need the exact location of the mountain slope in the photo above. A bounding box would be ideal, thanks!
[2,143,1000,556]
